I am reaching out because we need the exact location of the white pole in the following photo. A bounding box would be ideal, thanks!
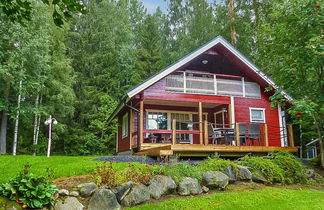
[47,115,52,157]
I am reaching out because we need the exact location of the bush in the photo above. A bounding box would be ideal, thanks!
[238,155,285,183]
[308,157,320,167]
[0,165,58,209]
[92,162,156,188]
[155,163,201,184]
[197,156,237,173]
[269,151,307,184]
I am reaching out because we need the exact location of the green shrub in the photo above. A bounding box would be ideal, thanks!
[92,162,156,188]
[308,157,320,167]
[197,156,237,173]
[155,163,201,184]
[238,155,285,183]
[269,151,307,184]
[0,165,58,209]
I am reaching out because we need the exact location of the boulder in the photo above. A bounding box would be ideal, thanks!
[121,184,150,207]
[305,169,315,179]
[202,186,209,193]
[148,175,177,199]
[77,182,98,197]
[201,171,229,189]
[225,166,237,183]
[237,166,252,181]
[178,177,202,196]
[88,189,120,210]
[112,181,133,202]
[69,191,80,197]
[58,189,69,196]
[251,171,268,184]
[54,197,83,210]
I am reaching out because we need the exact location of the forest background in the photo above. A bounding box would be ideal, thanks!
[0,0,322,157]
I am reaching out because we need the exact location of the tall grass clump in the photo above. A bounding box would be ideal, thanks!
[156,163,201,184]
[239,155,285,183]
[269,151,307,184]
[92,162,156,188]
[198,155,237,173]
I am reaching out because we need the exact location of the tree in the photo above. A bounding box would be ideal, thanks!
[256,0,323,167]
[0,0,86,27]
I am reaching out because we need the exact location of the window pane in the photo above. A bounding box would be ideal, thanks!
[251,109,264,122]
[148,112,168,129]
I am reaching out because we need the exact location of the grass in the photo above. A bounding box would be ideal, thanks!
[0,155,139,184]
[129,187,324,210]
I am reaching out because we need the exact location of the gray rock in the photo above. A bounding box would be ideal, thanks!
[225,166,237,183]
[121,184,150,207]
[88,189,120,210]
[252,171,268,184]
[77,182,98,197]
[148,175,177,199]
[69,191,80,197]
[178,177,202,196]
[305,169,315,179]
[202,186,209,193]
[112,181,133,202]
[54,197,83,210]
[237,166,252,181]
[58,189,69,196]
[201,171,229,189]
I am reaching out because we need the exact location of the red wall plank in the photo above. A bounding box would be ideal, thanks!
[234,88,281,146]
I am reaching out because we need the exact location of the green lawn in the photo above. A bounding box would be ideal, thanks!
[129,187,324,210]
[0,155,133,183]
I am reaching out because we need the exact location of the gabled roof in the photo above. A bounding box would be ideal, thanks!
[108,35,292,122]
[127,35,292,101]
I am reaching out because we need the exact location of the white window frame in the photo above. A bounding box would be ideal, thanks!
[249,108,266,123]
[146,111,169,130]
[122,113,128,138]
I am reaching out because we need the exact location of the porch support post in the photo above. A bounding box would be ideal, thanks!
[204,120,208,145]
[288,124,294,147]
[264,124,269,146]
[172,119,176,145]
[229,96,235,128]
[139,100,144,148]
[235,122,240,146]
[199,102,203,144]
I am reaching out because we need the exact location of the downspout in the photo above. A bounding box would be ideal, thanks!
[125,104,140,152]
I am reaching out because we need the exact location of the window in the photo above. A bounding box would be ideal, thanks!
[171,113,193,143]
[122,113,128,137]
[147,112,168,130]
[250,108,265,123]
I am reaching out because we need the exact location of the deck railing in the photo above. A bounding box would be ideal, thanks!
[140,120,293,147]
[165,71,261,98]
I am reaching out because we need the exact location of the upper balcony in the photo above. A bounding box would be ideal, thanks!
[165,71,261,98]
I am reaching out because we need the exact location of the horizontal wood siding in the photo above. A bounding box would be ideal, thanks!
[234,88,281,146]
[144,78,231,104]
[117,110,131,152]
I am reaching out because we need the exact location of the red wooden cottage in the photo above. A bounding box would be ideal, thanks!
[108,36,297,157]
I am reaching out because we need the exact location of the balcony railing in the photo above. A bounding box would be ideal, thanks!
[165,71,261,98]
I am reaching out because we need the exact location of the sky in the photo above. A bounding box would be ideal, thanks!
[140,0,168,14]
[139,0,219,14]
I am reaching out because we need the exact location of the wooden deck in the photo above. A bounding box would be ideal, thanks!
[134,143,298,157]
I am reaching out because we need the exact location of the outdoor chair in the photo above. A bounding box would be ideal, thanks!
[209,123,224,144]
[247,123,261,146]
[238,123,247,145]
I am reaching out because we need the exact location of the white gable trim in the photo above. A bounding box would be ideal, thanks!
[127,35,292,100]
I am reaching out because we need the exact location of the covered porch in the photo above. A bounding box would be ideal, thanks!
[130,99,297,157]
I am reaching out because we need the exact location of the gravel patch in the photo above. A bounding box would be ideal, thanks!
[93,156,156,165]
